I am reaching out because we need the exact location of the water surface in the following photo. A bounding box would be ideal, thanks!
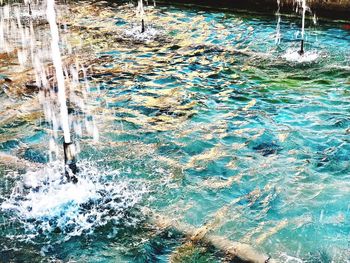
[0,1,349,262]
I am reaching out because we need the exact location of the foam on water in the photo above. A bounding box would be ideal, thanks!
[123,24,161,42]
[280,253,303,263]
[122,0,161,42]
[1,160,147,241]
[282,48,320,63]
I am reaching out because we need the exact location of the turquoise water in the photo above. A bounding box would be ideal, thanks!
[0,1,349,262]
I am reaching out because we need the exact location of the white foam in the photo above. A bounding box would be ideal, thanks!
[1,160,147,239]
[123,24,161,42]
[282,48,320,63]
[280,253,304,263]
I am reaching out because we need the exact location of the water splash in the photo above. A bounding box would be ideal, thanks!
[282,48,320,62]
[282,0,319,61]
[128,0,162,41]
[279,253,303,263]
[123,23,161,42]
[1,160,147,241]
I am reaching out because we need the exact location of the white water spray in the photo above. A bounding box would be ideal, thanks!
[0,0,143,240]
[46,0,71,144]
[123,0,161,42]
[300,0,306,41]
[137,0,145,33]
[282,0,320,62]
[137,0,145,17]
[1,160,147,239]
[275,0,281,44]
[1,0,100,165]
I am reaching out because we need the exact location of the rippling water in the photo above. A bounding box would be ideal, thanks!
[0,0,349,262]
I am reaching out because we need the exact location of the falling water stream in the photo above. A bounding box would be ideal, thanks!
[299,0,306,42]
[282,0,321,63]
[275,0,281,44]
[0,0,143,256]
[46,0,71,144]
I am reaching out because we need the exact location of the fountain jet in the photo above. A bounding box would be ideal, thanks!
[137,0,145,33]
[275,0,281,44]
[64,142,78,183]
[47,0,79,183]
[298,0,306,55]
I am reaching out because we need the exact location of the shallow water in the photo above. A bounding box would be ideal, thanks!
[0,1,349,262]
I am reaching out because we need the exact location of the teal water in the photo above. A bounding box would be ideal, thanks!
[0,1,349,262]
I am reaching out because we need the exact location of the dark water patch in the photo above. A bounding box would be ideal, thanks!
[157,142,185,157]
[169,44,181,50]
[330,117,350,128]
[229,95,251,102]
[90,72,114,79]
[135,75,151,83]
[115,111,138,119]
[0,140,20,151]
[0,242,45,263]
[1,119,27,129]
[252,142,281,157]
[313,144,350,172]
[311,78,332,85]
[129,105,162,117]
[22,148,49,164]
[154,76,180,85]
[115,19,127,26]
